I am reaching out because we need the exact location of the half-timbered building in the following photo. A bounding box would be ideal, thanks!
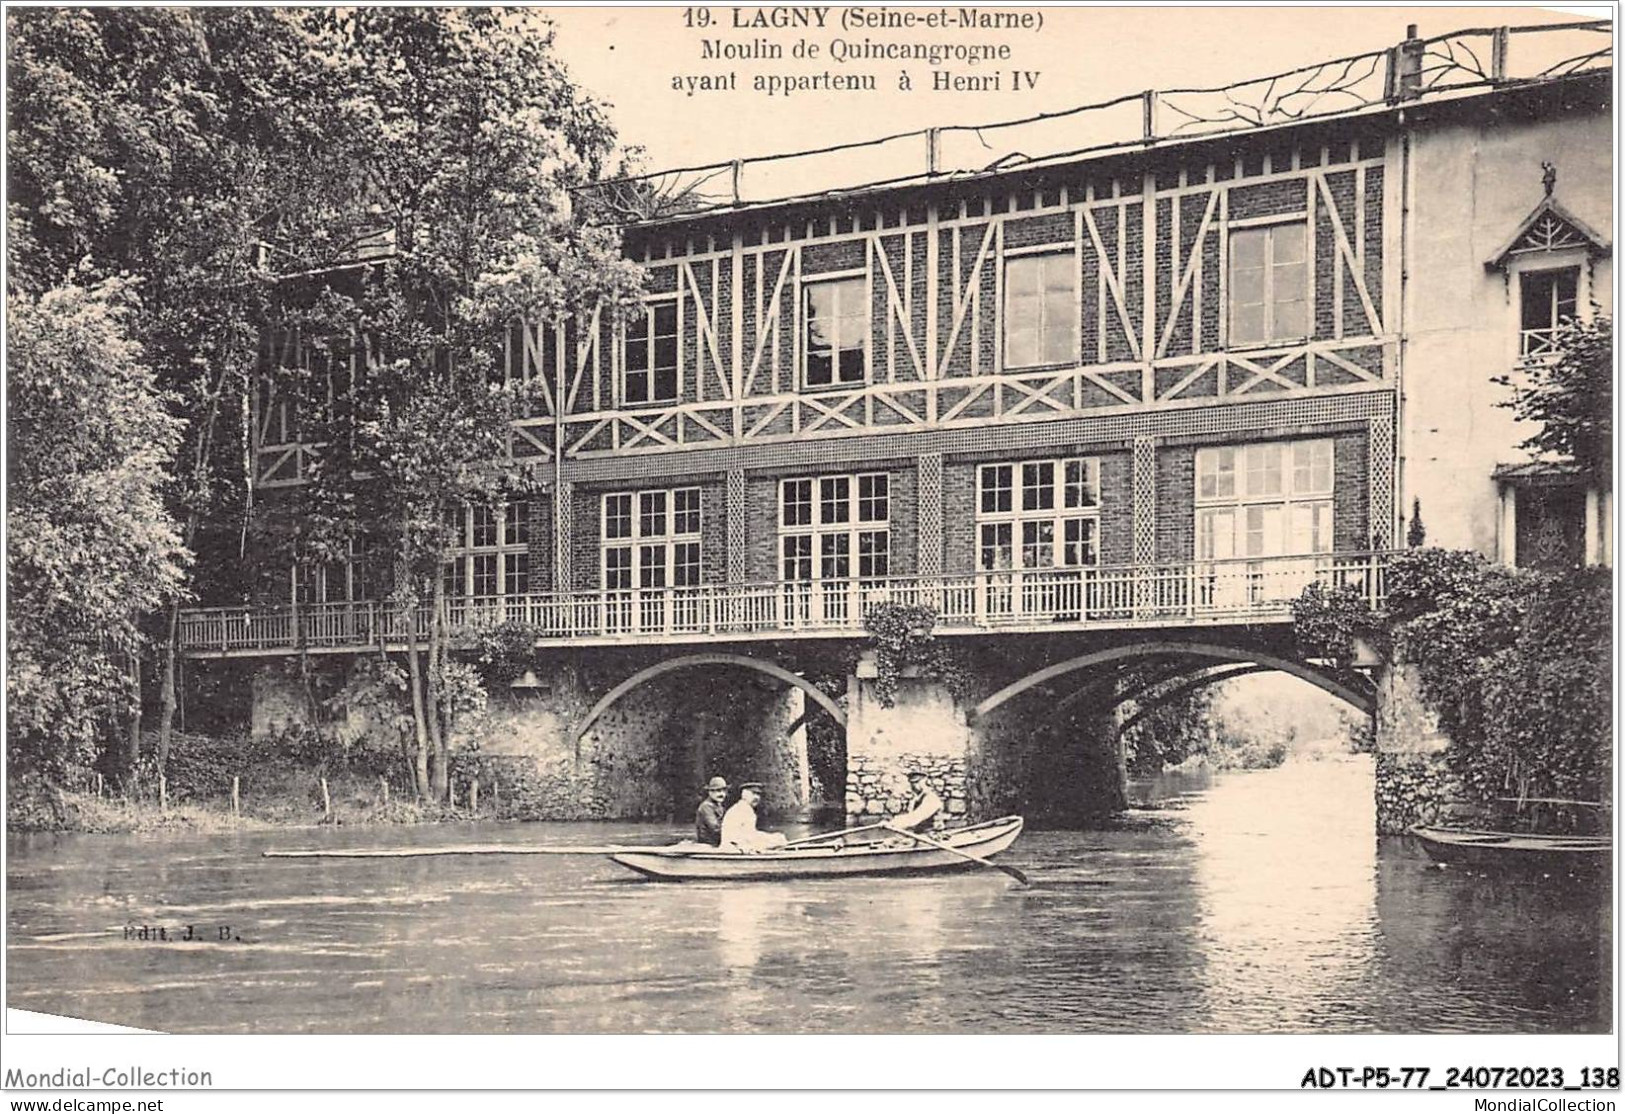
[181,20,1612,826]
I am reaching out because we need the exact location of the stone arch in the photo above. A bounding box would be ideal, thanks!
[573,652,846,745]
[971,640,1374,722]
[1114,663,1274,736]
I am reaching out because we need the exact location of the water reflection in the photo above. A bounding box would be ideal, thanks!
[1185,756,1379,1030]
[6,757,1610,1033]
[715,884,792,972]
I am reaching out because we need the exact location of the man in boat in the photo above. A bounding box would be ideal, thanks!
[694,776,729,846]
[719,782,788,853]
[891,770,944,832]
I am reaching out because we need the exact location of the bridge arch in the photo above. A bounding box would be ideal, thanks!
[572,652,846,745]
[1114,664,1275,736]
[972,640,1374,722]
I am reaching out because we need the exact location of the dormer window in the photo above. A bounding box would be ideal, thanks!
[1519,267,1579,357]
[1485,168,1609,361]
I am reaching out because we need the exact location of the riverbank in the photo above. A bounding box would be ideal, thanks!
[7,773,499,835]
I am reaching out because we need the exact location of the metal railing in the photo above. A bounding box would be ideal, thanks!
[178,550,1391,655]
[575,21,1610,221]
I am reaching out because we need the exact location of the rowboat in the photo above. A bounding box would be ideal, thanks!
[610,815,1025,881]
[1410,825,1611,875]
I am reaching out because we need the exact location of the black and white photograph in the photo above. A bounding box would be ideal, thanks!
[2,0,1617,1100]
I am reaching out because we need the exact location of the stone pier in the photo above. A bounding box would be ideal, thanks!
[843,663,969,827]
[1372,660,1463,834]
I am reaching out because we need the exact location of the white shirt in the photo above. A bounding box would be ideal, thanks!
[893,786,944,831]
[720,799,780,852]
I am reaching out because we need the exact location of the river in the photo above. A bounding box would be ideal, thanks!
[5,754,1610,1033]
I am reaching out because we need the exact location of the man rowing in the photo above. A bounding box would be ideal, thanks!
[890,770,944,832]
[719,782,788,853]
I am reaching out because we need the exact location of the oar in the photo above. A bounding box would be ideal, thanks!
[779,822,894,849]
[263,843,698,859]
[882,823,1029,885]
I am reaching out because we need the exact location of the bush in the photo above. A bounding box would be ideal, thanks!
[1295,547,1611,806]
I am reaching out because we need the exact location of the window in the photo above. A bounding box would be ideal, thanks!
[779,473,888,625]
[442,501,532,613]
[601,487,702,594]
[779,474,889,581]
[1005,252,1078,367]
[1195,440,1332,561]
[976,459,1101,573]
[1519,267,1579,357]
[803,277,867,387]
[624,301,678,404]
[1229,222,1307,346]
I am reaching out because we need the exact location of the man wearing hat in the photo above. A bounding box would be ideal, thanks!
[694,776,729,846]
[891,770,944,832]
[719,782,788,852]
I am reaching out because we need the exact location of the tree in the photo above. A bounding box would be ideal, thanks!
[7,8,337,776]
[7,279,186,781]
[266,10,644,800]
[1497,312,1612,478]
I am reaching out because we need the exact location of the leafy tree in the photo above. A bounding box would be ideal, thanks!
[7,279,186,781]
[1496,312,1612,478]
[265,10,644,800]
[6,8,337,775]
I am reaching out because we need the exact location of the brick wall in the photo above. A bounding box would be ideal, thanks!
[1155,445,1197,562]
[1334,430,1370,550]
[526,492,553,591]
[1097,450,1133,565]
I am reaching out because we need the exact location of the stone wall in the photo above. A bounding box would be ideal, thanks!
[843,667,972,824]
[249,663,313,740]
[1371,660,1461,834]
[847,752,966,828]
[246,649,811,822]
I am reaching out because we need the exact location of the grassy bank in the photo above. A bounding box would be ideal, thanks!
[8,778,505,834]
[7,728,520,834]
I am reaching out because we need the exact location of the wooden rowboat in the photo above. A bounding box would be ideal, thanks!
[1410,825,1611,875]
[610,815,1025,881]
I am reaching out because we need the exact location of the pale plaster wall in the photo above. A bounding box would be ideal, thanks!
[1402,106,1612,557]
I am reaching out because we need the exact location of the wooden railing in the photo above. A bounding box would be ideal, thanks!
[178,550,1392,655]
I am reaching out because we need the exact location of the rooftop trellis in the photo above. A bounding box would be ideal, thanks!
[574,20,1612,224]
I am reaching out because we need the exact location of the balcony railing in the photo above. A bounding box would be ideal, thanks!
[178,551,1391,656]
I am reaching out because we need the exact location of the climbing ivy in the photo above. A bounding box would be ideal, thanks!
[1290,581,1384,675]
[1291,548,1611,804]
[862,602,973,708]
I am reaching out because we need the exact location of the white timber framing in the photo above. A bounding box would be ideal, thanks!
[258,147,1398,481]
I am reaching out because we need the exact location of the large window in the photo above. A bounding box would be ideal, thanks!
[780,473,888,623]
[624,301,678,404]
[1519,267,1579,357]
[601,487,702,632]
[1004,252,1078,368]
[602,488,701,591]
[803,277,867,387]
[1228,222,1307,346]
[976,459,1101,573]
[442,501,532,620]
[1195,439,1332,564]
